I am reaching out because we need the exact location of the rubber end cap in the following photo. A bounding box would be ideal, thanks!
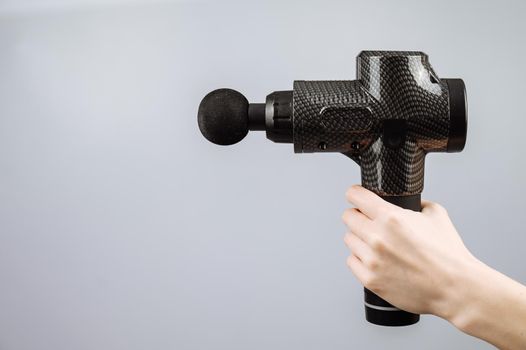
[365,306,420,327]
[444,78,468,153]
[197,88,249,146]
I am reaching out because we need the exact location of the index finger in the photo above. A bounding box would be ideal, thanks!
[345,185,397,219]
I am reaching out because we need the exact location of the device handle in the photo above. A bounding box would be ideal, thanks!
[363,193,421,326]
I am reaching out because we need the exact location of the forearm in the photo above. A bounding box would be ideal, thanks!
[445,259,526,350]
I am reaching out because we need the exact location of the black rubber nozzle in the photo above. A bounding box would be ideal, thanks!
[198,88,249,146]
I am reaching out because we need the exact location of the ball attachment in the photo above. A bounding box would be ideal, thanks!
[197,88,249,146]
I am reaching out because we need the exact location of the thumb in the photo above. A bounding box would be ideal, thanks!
[421,199,448,217]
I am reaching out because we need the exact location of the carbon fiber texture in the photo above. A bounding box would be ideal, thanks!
[292,51,450,195]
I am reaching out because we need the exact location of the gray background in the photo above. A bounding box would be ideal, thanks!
[0,0,524,349]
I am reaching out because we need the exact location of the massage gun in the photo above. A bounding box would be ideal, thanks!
[197,51,467,327]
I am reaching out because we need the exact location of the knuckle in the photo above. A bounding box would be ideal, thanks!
[378,209,402,228]
[366,257,381,271]
[384,211,400,225]
[369,236,386,253]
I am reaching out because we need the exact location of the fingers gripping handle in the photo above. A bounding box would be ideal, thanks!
[364,194,421,327]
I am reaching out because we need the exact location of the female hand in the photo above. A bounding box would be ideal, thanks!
[342,185,526,350]
[341,185,478,319]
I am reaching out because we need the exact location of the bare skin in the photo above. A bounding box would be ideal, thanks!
[342,185,526,350]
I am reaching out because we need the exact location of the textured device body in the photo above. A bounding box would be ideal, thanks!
[292,51,451,195]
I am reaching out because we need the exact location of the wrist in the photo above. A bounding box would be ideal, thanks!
[432,255,491,331]
[436,257,526,350]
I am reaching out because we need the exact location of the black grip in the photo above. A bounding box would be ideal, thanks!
[364,194,421,327]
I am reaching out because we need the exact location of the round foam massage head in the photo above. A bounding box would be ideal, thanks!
[197,88,249,145]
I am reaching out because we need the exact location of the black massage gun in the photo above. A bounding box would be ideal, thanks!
[197,51,467,327]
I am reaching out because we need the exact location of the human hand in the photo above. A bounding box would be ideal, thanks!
[342,185,526,349]
[341,185,479,319]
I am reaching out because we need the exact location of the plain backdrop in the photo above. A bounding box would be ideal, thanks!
[0,0,525,349]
